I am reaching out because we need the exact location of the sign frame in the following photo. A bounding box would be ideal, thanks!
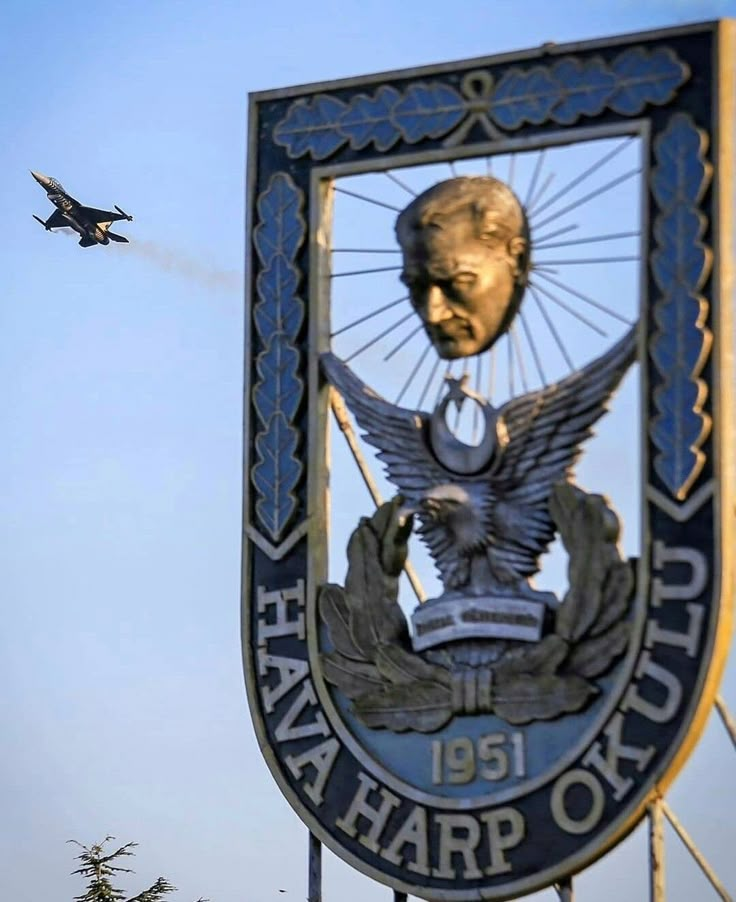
[242,20,734,899]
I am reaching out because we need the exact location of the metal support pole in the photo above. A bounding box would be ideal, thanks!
[648,799,666,902]
[308,832,322,902]
[392,893,408,902]
[331,391,425,603]
[715,695,736,751]
[555,876,574,901]
[661,800,732,901]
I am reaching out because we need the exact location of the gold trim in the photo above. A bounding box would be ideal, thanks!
[306,165,334,665]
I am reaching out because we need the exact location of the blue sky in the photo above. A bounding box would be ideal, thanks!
[1,2,735,900]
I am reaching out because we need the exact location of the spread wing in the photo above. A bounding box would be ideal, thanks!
[321,352,446,502]
[487,325,638,578]
[321,352,468,582]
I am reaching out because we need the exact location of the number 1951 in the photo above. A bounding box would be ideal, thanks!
[431,732,526,785]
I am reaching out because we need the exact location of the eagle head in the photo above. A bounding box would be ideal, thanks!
[419,483,486,552]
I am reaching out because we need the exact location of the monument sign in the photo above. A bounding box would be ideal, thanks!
[242,21,733,899]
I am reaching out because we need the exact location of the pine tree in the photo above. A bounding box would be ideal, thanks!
[69,837,207,902]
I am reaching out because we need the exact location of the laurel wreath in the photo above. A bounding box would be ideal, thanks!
[319,484,634,733]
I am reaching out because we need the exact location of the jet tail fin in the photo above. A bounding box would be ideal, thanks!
[106,231,129,243]
[33,214,48,229]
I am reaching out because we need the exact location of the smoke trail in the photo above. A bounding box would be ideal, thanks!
[120,239,240,292]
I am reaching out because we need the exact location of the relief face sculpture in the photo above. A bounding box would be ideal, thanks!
[396,176,530,359]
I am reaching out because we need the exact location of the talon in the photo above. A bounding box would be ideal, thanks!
[397,504,417,526]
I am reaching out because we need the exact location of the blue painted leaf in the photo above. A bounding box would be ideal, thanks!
[254,337,303,425]
[255,256,304,341]
[251,173,305,539]
[652,385,706,456]
[339,86,401,151]
[273,94,348,160]
[392,82,466,143]
[651,116,712,295]
[489,66,562,129]
[252,412,302,542]
[551,57,615,124]
[652,213,710,294]
[609,47,690,116]
[651,113,710,210]
[651,288,709,377]
[649,112,712,500]
[651,374,709,498]
[253,173,306,268]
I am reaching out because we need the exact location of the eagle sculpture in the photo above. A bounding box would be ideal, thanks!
[321,326,637,602]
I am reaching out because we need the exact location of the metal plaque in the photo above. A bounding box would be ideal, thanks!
[242,21,734,899]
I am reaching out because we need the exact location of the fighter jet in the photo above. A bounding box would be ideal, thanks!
[31,171,133,248]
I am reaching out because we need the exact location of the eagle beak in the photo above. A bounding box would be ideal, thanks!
[419,497,440,519]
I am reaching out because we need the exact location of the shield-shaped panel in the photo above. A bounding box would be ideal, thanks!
[242,21,734,899]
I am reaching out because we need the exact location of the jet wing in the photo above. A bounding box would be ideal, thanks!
[45,209,71,229]
[77,205,123,224]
